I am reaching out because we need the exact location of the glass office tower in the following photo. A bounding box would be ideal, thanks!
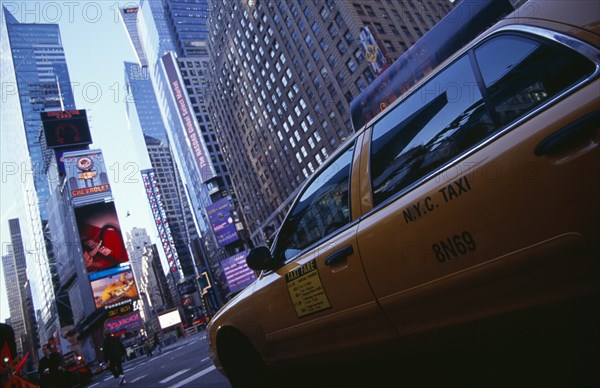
[1,6,76,341]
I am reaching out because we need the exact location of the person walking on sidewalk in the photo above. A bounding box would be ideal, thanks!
[102,330,127,385]
[153,332,162,355]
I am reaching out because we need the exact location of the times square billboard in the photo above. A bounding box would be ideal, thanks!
[63,149,112,206]
[206,198,239,248]
[74,202,130,274]
[41,110,92,148]
[89,265,139,310]
[221,250,256,294]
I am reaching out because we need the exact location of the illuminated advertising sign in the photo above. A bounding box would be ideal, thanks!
[206,198,239,248]
[177,280,197,296]
[74,202,130,274]
[161,52,216,183]
[41,110,92,148]
[158,310,182,329]
[89,265,139,310]
[106,302,134,319]
[104,311,143,334]
[63,149,112,206]
[141,169,182,277]
[221,250,256,294]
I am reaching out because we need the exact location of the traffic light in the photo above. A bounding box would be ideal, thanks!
[197,271,211,295]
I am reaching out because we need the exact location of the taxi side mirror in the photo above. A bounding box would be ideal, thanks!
[246,246,278,271]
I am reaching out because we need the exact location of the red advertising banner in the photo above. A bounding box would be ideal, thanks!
[74,202,130,273]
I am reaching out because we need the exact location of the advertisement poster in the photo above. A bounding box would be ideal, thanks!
[74,202,130,273]
[41,110,92,148]
[63,149,111,206]
[221,250,256,294]
[89,266,138,310]
[104,311,143,334]
[206,198,239,247]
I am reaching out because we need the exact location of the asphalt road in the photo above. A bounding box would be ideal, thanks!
[86,332,231,388]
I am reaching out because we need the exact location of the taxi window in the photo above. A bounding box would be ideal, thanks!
[474,34,596,127]
[370,55,492,206]
[370,32,596,207]
[273,143,354,261]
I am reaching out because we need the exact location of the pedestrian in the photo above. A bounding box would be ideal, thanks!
[38,344,66,388]
[153,332,162,355]
[102,330,127,385]
[145,338,153,357]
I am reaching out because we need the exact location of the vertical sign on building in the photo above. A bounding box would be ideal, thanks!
[63,150,112,206]
[141,169,183,278]
[161,52,217,183]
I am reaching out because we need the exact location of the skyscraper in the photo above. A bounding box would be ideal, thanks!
[123,60,201,279]
[163,0,210,57]
[144,135,199,279]
[206,0,453,243]
[2,219,39,370]
[1,6,77,341]
[121,1,240,307]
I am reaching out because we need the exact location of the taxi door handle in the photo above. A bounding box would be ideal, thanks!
[534,110,599,156]
[325,245,353,266]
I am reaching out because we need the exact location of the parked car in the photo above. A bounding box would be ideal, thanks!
[207,0,600,387]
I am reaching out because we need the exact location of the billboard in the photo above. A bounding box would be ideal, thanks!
[63,150,111,206]
[161,52,216,183]
[158,310,182,329]
[206,198,239,247]
[359,26,390,75]
[89,265,138,310]
[41,110,92,148]
[104,311,143,335]
[221,250,256,294]
[74,202,130,273]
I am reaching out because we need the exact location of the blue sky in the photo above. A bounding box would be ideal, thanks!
[1,1,157,322]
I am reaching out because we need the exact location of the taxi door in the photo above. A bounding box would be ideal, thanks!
[355,28,600,337]
[252,135,397,364]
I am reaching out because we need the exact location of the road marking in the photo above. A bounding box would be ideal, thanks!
[88,383,99,388]
[103,376,114,381]
[129,374,148,383]
[169,366,216,388]
[159,368,190,384]
[201,357,209,362]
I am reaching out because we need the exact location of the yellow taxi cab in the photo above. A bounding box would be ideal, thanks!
[207,1,600,386]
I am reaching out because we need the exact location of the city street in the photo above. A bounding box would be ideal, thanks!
[87,332,231,388]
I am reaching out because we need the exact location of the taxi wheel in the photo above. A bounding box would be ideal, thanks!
[218,329,269,388]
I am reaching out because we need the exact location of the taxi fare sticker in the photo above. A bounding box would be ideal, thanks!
[285,259,331,318]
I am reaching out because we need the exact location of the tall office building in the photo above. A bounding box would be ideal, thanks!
[2,219,40,370]
[123,59,204,281]
[1,6,77,341]
[207,0,453,242]
[163,0,210,57]
[120,7,149,67]
[2,249,26,357]
[121,1,242,307]
[144,135,200,279]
